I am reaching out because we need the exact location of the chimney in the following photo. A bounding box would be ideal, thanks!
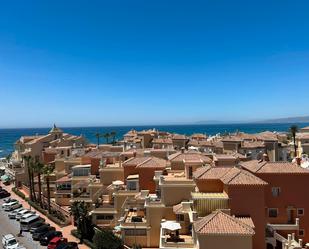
[263,153,269,162]
[288,234,292,246]
[299,239,303,247]
[296,157,302,166]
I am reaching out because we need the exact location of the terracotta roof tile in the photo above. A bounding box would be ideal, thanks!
[194,211,255,235]
[241,160,309,174]
[193,166,267,185]
[136,157,167,168]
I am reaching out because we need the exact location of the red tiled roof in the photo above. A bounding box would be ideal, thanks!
[168,151,212,164]
[194,211,255,235]
[241,160,309,174]
[122,157,149,166]
[173,203,183,214]
[152,138,173,144]
[136,157,167,168]
[193,166,267,185]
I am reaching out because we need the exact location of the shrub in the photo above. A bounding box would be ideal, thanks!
[12,187,26,199]
[93,229,123,249]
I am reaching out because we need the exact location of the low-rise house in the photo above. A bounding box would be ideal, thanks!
[168,150,212,170]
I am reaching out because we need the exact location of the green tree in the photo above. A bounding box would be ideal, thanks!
[290,125,298,157]
[33,161,44,207]
[103,133,110,144]
[70,201,94,243]
[23,155,34,201]
[95,133,101,147]
[43,164,54,213]
[110,131,116,145]
[93,229,123,249]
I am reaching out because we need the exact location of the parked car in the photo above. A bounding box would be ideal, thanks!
[16,209,34,221]
[47,237,68,249]
[4,202,22,211]
[40,231,63,246]
[8,207,24,219]
[2,200,19,210]
[0,191,11,198]
[32,226,55,240]
[55,242,79,249]
[2,234,19,249]
[3,198,16,203]
[29,221,48,233]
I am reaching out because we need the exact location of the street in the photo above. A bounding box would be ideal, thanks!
[0,199,45,249]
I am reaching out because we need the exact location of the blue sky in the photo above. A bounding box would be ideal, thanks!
[0,0,309,128]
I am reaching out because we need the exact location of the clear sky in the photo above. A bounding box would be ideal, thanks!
[1,1,309,128]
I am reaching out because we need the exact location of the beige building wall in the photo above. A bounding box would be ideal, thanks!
[196,234,252,249]
[161,185,195,206]
[99,167,124,186]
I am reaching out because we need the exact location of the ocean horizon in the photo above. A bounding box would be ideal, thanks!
[1,122,308,158]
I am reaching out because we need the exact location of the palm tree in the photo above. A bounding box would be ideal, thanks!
[290,125,299,157]
[70,201,94,243]
[110,131,116,145]
[33,161,44,207]
[95,132,101,147]
[103,133,110,144]
[30,159,37,202]
[23,155,34,201]
[43,164,54,213]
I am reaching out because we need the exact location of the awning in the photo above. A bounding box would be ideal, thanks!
[112,180,124,185]
[161,221,181,231]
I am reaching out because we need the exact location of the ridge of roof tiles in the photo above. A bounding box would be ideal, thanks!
[194,210,255,235]
[240,160,309,174]
[193,166,267,185]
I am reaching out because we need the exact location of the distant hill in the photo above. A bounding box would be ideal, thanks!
[259,116,309,124]
[196,116,309,125]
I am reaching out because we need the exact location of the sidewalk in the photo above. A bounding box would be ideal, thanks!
[2,183,89,249]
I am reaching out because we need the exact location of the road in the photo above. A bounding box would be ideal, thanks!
[0,200,45,249]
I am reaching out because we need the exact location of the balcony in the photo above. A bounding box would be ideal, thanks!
[120,209,147,228]
[160,226,195,249]
[267,218,299,231]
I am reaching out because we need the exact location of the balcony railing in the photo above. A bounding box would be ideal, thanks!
[267,218,299,231]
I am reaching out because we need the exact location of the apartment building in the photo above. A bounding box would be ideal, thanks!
[241,160,309,247]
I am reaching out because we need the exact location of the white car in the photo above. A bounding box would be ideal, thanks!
[4,202,22,212]
[2,200,18,209]
[2,234,19,249]
[16,209,34,221]
[8,207,24,219]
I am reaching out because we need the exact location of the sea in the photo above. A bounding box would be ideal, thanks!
[0,123,308,158]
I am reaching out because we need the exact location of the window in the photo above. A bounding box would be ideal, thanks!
[272,187,281,197]
[268,208,278,218]
[176,214,185,222]
[298,229,305,237]
[124,229,147,236]
[97,215,114,220]
[297,208,305,216]
[127,180,138,191]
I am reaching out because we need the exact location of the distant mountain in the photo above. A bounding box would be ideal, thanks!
[196,116,309,125]
[258,116,309,124]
